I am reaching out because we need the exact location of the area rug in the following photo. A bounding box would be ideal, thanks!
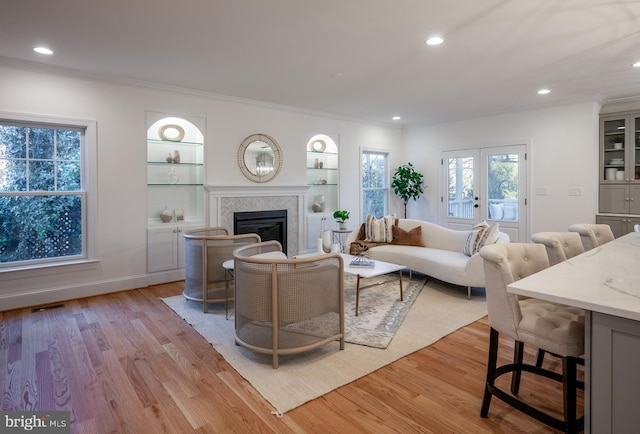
[343,273,424,348]
[162,278,487,415]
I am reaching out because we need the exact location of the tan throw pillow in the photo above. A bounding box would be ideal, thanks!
[365,214,395,243]
[464,220,500,256]
[390,225,424,246]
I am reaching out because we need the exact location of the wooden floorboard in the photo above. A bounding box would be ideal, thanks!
[0,281,582,433]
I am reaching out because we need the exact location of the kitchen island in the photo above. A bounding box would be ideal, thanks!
[508,232,640,433]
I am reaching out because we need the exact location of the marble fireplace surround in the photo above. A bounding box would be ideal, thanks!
[206,186,309,256]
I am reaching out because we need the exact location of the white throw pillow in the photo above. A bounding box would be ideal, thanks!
[464,220,500,256]
[489,203,504,220]
[503,203,517,220]
[365,214,395,243]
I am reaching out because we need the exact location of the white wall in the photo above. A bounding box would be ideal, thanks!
[0,65,401,310]
[402,101,601,236]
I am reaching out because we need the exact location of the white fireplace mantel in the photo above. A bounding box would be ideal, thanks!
[205,185,310,255]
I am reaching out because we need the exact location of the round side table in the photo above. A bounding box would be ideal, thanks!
[332,229,353,253]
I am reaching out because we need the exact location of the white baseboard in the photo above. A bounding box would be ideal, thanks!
[0,274,149,311]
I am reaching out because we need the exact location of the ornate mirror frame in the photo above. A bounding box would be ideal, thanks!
[237,133,283,183]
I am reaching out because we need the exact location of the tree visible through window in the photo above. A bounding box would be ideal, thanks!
[0,122,84,265]
[361,151,388,221]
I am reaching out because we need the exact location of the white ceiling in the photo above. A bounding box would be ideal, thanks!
[1,0,639,126]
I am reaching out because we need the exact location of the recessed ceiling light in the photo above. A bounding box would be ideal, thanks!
[537,88,551,95]
[392,116,401,121]
[633,61,640,68]
[34,46,53,55]
[425,36,444,46]
[331,72,344,79]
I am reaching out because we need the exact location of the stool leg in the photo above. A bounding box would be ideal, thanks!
[511,341,524,395]
[563,356,578,433]
[481,328,499,417]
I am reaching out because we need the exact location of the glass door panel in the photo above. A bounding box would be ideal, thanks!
[446,153,477,220]
[487,152,520,222]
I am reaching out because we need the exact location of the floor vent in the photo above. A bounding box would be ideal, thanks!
[32,303,65,313]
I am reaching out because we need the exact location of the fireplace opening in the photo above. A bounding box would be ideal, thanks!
[234,210,288,255]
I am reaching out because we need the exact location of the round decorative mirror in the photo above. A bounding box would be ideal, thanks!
[237,133,283,183]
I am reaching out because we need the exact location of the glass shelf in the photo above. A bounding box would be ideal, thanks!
[306,167,338,171]
[147,161,203,166]
[147,139,203,146]
[148,183,204,186]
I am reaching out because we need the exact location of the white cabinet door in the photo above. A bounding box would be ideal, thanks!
[147,226,179,273]
[306,213,331,251]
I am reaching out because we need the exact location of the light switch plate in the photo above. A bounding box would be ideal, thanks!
[535,187,549,195]
[568,187,583,196]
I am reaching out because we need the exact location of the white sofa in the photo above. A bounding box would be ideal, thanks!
[346,219,510,298]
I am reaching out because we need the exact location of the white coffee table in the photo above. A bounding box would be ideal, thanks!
[340,254,405,316]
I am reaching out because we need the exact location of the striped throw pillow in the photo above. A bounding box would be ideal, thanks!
[365,214,396,243]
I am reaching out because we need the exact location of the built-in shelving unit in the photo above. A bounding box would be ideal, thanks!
[146,112,206,281]
[597,111,640,237]
[305,135,339,252]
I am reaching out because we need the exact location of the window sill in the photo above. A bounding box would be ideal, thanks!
[0,259,100,282]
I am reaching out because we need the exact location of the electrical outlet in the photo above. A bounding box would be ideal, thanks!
[568,187,583,196]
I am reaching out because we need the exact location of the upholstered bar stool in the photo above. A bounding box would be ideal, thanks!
[568,223,615,251]
[479,243,585,433]
[530,232,584,266]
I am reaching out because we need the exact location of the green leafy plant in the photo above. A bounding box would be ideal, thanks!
[391,162,424,218]
[609,135,624,144]
[332,210,350,223]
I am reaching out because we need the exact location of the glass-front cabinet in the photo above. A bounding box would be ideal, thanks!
[598,111,640,235]
[600,114,640,183]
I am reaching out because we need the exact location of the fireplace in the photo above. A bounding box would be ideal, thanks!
[234,210,288,255]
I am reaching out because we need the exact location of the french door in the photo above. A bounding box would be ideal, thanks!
[442,145,527,242]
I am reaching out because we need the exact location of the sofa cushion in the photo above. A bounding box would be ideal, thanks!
[390,225,424,247]
[464,220,500,256]
[365,213,395,243]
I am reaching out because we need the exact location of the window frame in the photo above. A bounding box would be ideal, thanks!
[0,112,98,277]
[360,148,390,221]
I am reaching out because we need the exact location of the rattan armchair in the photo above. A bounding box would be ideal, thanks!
[183,227,261,313]
[233,241,345,368]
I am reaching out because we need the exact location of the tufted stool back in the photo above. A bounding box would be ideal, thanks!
[479,243,549,338]
[568,223,615,251]
[531,232,585,266]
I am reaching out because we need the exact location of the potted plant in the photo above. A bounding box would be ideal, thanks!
[609,135,624,149]
[391,162,424,218]
[333,210,350,229]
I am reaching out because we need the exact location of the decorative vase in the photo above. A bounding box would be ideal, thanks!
[166,153,173,163]
[321,230,332,253]
[312,202,322,213]
[160,206,173,223]
[339,222,347,230]
[318,195,325,212]
[313,158,319,168]
[173,150,181,164]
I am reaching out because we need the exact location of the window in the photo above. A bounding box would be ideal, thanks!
[0,121,86,266]
[361,150,389,221]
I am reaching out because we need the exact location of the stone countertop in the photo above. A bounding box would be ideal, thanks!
[508,232,640,321]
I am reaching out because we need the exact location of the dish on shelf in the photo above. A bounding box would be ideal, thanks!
[608,159,624,165]
[310,140,326,152]
[159,124,185,142]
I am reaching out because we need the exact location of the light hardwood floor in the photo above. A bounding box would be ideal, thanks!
[0,281,581,433]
